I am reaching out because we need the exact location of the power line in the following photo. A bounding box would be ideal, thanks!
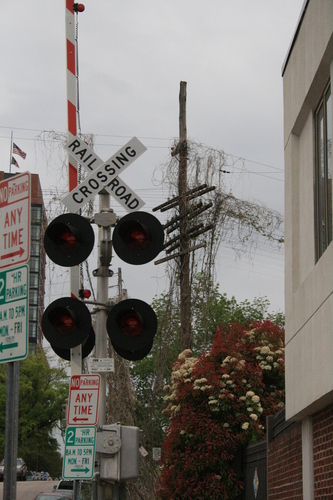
[0,125,285,175]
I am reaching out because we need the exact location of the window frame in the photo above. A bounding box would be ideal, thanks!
[314,81,332,261]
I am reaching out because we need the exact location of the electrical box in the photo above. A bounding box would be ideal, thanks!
[96,423,140,483]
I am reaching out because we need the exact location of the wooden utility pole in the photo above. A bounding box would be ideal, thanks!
[178,81,191,350]
[154,82,215,349]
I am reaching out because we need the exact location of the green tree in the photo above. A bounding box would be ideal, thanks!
[0,350,69,477]
[190,271,284,352]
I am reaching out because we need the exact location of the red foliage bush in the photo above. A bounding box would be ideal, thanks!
[156,320,285,499]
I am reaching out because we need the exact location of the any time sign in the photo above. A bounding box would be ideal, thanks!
[67,374,100,426]
[0,172,30,270]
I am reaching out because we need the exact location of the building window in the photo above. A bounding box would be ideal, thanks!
[30,273,39,287]
[29,257,40,273]
[30,239,41,256]
[29,308,38,322]
[315,82,332,260]
[29,322,37,339]
[31,225,41,241]
[29,289,38,304]
[31,205,42,224]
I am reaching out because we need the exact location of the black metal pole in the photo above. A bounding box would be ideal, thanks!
[3,361,19,500]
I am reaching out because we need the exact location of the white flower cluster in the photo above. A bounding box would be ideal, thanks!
[162,332,284,433]
[254,341,285,371]
[207,354,263,432]
[221,355,246,371]
[239,390,263,431]
[193,378,212,391]
[221,355,237,368]
[170,353,197,385]
[244,329,256,341]
[162,350,198,416]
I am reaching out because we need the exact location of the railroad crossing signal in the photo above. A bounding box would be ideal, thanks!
[41,213,95,361]
[42,208,165,362]
[42,135,166,364]
[107,211,164,360]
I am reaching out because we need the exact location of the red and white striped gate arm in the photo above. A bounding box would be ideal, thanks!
[66,0,82,375]
[66,0,78,193]
[65,0,80,300]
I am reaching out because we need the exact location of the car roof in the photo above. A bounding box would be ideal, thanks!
[0,458,25,464]
[34,493,72,499]
[57,480,73,489]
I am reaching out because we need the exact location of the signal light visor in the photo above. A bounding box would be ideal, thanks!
[44,214,95,267]
[48,307,78,336]
[107,298,157,355]
[119,221,150,251]
[112,211,164,265]
[47,223,81,254]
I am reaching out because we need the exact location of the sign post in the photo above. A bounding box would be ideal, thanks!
[0,172,30,500]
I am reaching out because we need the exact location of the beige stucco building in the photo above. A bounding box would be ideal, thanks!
[284,0,333,495]
[284,0,333,421]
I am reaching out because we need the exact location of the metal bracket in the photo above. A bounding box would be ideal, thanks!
[94,210,117,227]
[93,268,114,277]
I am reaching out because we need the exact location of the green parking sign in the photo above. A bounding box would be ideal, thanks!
[63,426,96,479]
[0,265,28,363]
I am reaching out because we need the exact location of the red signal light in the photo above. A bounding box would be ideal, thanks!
[106,298,157,361]
[118,310,143,338]
[79,289,92,299]
[49,307,77,335]
[112,212,164,265]
[42,297,92,350]
[47,223,80,254]
[44,214,94,267]
[73,3,85,12]
[119,221,150,251]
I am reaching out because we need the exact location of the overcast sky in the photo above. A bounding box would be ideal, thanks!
[1,1,305,317]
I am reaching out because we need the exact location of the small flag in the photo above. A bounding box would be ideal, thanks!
[13,142,27,159]
[11,157,19,169]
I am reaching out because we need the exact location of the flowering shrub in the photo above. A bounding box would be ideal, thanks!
[156,320,285,499]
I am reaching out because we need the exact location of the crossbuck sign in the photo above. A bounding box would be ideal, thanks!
[62,136,146,213]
